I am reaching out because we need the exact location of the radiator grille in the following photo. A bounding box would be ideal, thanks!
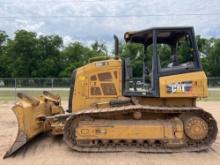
[101,83,117,95]
[90,87,101,95]
[90,75,97,81]
[98,72,112,81]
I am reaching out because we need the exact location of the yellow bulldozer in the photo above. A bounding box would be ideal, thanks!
[4,27,218,158]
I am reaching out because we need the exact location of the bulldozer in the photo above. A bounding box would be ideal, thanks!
[4,27,218,158]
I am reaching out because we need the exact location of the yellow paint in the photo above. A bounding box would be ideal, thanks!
[159,71,208,98]
[79,75,86,81]
[72,59,122,112]
[76,119,183,140]
[12,94,64,139]
[71,59,208,112]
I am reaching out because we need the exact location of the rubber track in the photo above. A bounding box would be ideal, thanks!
[63,105,218,153]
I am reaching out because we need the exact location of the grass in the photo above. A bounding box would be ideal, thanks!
[0,88,220,103]
[202,90,220,101]
[0,88,70,103]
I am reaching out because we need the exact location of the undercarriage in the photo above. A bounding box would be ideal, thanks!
[64,105,217,153]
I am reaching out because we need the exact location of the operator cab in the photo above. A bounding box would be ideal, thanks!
[122,27,202,97]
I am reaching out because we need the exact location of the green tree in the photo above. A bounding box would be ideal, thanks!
[196,35,212,75]
[119,41,144,77]
[206,39,220,76]
[5,30,63,77]
[5,30,39,77]
[0,31,9,77]
[1,29,220,78]
[60,42,90,76]
[91,41,108,55]
[33,35,63,77]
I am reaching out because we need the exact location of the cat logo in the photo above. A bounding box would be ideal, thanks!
[167,81,192,93]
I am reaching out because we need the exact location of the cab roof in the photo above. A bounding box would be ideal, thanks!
[124,27,194,45]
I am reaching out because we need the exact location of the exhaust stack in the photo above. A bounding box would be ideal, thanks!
[114,35,119,59]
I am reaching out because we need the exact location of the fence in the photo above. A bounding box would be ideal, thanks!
[0,77,220,102]
[0,78,71,102]
[208,77,220,88]
[1,77,220,88]
[0,78,71,88]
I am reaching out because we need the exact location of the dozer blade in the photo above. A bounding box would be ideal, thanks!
[4,92,64,158]
[4,130,28,158]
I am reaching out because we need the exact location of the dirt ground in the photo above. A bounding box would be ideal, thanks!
[0,101,220,165]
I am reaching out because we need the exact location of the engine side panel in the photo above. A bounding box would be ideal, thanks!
[71,59,122,112]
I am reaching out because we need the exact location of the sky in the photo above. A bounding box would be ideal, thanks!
[0,0,220,51]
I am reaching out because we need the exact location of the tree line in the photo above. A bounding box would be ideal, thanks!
[0,30,220,78]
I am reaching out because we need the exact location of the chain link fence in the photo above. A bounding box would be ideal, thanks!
[0,78,71,102]
[208,77,220,88]
[0,78,71,88]
[0,77,220,102]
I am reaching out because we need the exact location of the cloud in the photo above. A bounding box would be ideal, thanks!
[63,35,74,46]
[15,19,45,32]
[0,0,220,51]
